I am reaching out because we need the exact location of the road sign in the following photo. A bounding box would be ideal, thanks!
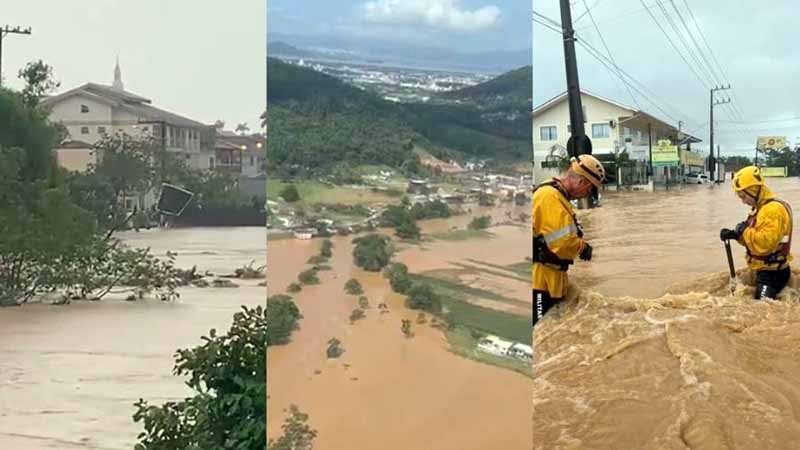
[652,140,679,167]
[762,167,788,177]
[757,136,787,151]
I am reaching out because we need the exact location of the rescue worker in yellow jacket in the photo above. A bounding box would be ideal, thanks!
[720,166,793,300]
[533,154,606,327]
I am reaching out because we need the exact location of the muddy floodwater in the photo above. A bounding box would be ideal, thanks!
[267,204,532,450]
[0,227,264,450]
[534,178,800,450]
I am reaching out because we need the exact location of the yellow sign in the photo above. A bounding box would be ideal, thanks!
[679,149,705,167]
[757,136,787,151]
[762,167,788,177]
[652,140,679,167]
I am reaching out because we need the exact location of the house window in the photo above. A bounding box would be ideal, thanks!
[81,104,89,113]
[81,126,90,135]
[98,126,106,134]
[592,123,611,139]
[540,126,557,141]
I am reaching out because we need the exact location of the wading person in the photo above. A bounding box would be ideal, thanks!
[532,154,606,328]
[720,166,793,300]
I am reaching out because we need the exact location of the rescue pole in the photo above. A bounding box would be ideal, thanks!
[724,239,737,292]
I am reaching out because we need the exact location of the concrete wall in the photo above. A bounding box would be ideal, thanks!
[55,147,96,172]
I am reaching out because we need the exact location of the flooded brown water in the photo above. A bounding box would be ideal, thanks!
[267,204,532,450]
[534,178,800,450]
[0,227,264,450]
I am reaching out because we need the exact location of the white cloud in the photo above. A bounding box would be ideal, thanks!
[362,0,501,32]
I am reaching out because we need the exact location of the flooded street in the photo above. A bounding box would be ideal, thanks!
[267,205,532,450]
[534,178,800,449]
[0,228,264,450]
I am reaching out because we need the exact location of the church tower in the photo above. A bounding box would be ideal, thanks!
[112,57,124,91]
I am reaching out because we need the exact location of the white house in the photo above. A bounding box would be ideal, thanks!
[43,60,216,172]
[477,335,515,357]
[533,90,702,184]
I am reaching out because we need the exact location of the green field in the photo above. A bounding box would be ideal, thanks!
[430,229,494,241]
[267,179,398,206]
[410,271,531,345]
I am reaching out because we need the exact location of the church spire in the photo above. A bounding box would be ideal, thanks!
[112,56,124,91]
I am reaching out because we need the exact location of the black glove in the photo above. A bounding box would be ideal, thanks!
[719,228,737,241]
[735,221,747,237]
[720,222,748,241]
[579,243,593,261]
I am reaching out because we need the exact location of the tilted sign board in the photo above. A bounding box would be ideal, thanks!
[761,167,788,177]
[652,140,679,167]
[757,136,787,152]
[157,183,195,216]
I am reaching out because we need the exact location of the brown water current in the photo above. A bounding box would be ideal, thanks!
[534,178,800,449]
[267,204,532,450]
[0,227,264,450]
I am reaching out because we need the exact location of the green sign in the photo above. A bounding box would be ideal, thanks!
[652,140,679,167]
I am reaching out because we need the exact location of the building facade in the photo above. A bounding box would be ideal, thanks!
[43,60,216,172]
[533,90,703,184]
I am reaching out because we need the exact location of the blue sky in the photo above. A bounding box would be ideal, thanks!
[268,0,531,53]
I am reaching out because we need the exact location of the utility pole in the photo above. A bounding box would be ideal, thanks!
[559,0,591,157]
[0,25,33,88]
[709,84,731,182]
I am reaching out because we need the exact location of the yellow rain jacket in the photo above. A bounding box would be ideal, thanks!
[737,185,793,272]
[532,179,587,298]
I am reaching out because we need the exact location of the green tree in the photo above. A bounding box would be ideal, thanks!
[17,59,61,107]
[383,262,412,294]
[395,216,421,240]
[406,283,442,313]
[468,215,491,230]
[133,306,266,450]
[287,282,302,293]
[352,234,394,272]
[0,87,176,305]
[326,338,344,358]
[298,268,320,285]
[280,184,301,203]
[401,319,413,337]
[344,278,364,295]
[266,295,301,345]
[267,405,317,450]
[349,308,365,323]
[320,239,334,258]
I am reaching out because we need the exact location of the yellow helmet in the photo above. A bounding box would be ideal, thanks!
[732,166,765,192]
[570,154,606,188]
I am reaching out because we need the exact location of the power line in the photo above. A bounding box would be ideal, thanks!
[669,0,722,86]
[580,0,640,109]
[681,0,746,119]
[534,12,693,127]
[720,116,800,124]
[637,0,710,90]
[653,0,714,88]
[574,0,604,24]
[670,0,745,123]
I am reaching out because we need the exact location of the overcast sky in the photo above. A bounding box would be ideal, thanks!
[3,0,265,131]
[534,0,800,155]
[268,0,531,53]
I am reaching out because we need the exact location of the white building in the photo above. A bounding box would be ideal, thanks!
[477,335,514,357]
[43,60,216,171]
[533,90,702,184]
